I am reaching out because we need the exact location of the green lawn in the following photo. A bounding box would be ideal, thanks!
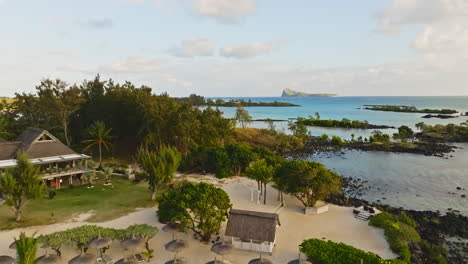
[0,176,154,230]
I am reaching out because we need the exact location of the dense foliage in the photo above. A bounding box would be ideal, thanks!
[157,182,232,241]
[39,224,158,254]
[300,239,405,264]
[0,153,45,221]
[417,123,468,142]
[232,128,303,154]
[275,160,342,207]
[136,145,181,200]
[246,159,276,204]
[178,94,298,107]
[299,117,372,129]
[369,212,447,264]
[1,76,234,159]
[15,232,39,264]
[364,105,457,114]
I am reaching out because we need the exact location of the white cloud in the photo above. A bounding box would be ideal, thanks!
[168,38,214,58]
[220,41,285,59]
[376,0,468,34]
[99,56,165,73]
[82,18,114,29]
[192,0,256,23]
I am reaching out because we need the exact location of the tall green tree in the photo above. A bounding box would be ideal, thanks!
[235,105,252,128]
[35,79,85,146]
[246,159,275,204]
[15,232,39,264]
[82,121,113,164]
[289,118,308,139]
[136,145,181,200]
[0,153,45,222]
[276,160,342,208]
[157,182,232,241]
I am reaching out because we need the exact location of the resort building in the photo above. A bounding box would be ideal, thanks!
[0,128,92,189]
[224,209,280,254]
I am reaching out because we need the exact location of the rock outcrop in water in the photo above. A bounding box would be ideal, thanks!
[281,88,337,97]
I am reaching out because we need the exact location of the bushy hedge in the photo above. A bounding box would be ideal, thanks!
[300,239,405,264]
[39,224,158,253]
[369,212,420,262]
[300,118,370,129]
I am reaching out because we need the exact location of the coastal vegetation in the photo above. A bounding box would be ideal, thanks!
[298,115,394,129]
[179,94,299,107]
[0,153,45,222]
[364,105,458,114]
[39,224,158,254]
[369,212,448,264]
[300,239,405,264]
[136,145,182,200]
[275,160,342,208]
[157,182,231,241]
[15,232,39,264]
[416,122,468,142]
[235,105,252,128]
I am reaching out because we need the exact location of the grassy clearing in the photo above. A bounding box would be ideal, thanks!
[0,176,153,230]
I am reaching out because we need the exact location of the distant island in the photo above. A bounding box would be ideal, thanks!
[178,94,299,107]
[281,88,337,98]
[364,105,458,115]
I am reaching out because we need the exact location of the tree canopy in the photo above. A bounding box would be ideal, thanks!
[136,145,181,200]
[157,182,232,241]
[275,160,342,208]
[0,153,45,221]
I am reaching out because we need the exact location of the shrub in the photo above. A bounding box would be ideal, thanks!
[331,135,344,145]
[300,239,401,264]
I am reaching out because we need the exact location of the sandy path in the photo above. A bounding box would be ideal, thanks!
[0,175,396,263]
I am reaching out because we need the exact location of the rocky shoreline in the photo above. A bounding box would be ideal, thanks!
[293,137,458,158]
[326,177,468,264]
[421,114,458,119]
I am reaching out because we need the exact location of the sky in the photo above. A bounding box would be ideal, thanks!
[1,0,468,97]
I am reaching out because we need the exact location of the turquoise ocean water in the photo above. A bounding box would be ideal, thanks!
[214,96,468,215]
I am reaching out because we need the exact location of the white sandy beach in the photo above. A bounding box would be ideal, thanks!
[0,174,396,263]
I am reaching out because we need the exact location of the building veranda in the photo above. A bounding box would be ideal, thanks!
[0,127,93,189]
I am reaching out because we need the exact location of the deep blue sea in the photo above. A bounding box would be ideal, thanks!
[214,96,468,215]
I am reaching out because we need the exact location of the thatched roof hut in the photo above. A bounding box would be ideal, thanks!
[225,209,280,243]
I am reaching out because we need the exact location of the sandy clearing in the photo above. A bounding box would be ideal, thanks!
[0,174,396,263]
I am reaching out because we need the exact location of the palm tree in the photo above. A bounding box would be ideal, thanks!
[82,121,113,164]
[15,232,39,264]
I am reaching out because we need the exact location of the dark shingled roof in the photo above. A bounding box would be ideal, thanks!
[225,209,280,243]
[0,127,78,160]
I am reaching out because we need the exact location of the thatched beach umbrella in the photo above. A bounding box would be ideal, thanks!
[164,240,189,253]
[248,257,273,264]
[162,223,182,240]
[206,260,224,264]
[115,258,139,264]
[88,237,112,249]
[120,237,145,251]
[68,252,96,264]
[8,242,16,250]
[288,259,312,264]
[0,256,15,264]
[165,257,188,264]
[36,253,61,264]
[162,223,182,233]
[210,242,233,256]
[89,235,113,258]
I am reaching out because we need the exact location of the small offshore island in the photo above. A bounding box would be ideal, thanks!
[282,88,338,97]
[179,94,299,107]
[364,105,458,115]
